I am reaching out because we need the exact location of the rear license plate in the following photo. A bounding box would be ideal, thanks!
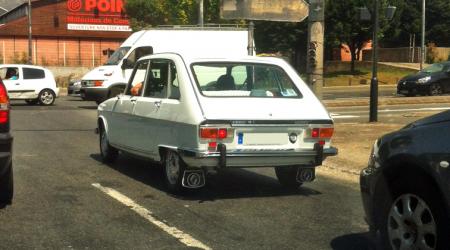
[239,133,286,146]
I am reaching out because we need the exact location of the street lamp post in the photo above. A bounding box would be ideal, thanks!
[420,0,425,70]
[27,0,32,64]
[369,0,379,122]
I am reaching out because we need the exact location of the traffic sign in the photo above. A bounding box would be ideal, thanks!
[220,0,309,22]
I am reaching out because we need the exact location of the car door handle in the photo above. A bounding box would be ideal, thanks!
[15,83,20,85]
[130,98,137,103]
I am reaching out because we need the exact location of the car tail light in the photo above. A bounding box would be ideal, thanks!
[0,81,9,124]
[94,80,103,87]
[200,127,232,139]
[308,127,334,139]
[319,128,334,138]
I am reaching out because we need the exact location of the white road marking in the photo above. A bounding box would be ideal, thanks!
[92,183,211,250]
[379,107,450,113]
[330,113,359,119]
[332,107,450,115]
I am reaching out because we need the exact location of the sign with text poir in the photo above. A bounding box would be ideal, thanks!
[220,0,309,22]
[66,0,132,32]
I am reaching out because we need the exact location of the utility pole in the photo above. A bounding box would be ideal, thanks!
[198,0,204,27]
[369,0,379,122]
[247,21,254,56]
[27,0,32,64]
[307,0,325,99]
[420,0,425,70]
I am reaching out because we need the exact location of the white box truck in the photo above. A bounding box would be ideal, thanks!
[80,27,252,104]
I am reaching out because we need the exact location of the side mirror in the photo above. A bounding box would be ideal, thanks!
[109,83,127,98]
[121,59,134,70]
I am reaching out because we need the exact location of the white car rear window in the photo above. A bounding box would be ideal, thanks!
[191,62,302,98]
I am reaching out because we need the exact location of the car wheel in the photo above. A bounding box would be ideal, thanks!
[429,83,443,96]
[379,182,450,250]
[275,166,303,189]
[0,162,13,206]
[38,89,56,106]
[164,150,186,193]
[99,124,118,163]
[25,99,38,105]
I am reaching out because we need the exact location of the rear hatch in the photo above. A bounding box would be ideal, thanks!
[198,97,333,151]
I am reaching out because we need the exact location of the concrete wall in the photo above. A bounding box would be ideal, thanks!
[362,47,422,63]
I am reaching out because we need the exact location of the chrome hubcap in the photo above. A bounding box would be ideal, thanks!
[388,194,437,250]
[40,91,54,104]
[166,152,180,185]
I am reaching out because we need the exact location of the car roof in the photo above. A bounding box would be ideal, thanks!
[138,52,287,65]
[0,64,48,70]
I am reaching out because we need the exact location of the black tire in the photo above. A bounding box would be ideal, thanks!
[429,83,443,96]
[99,124,118,163]
[275,166,303,189]
[163,150,186,194]
[0,162,13,206]
[38,89,56,106]
[25,99,38,105]
[378,180,450,250]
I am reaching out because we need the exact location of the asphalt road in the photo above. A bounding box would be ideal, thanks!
[0,96,370,250]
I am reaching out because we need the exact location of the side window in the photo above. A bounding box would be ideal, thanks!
[231,65,247,88]
[168,62,180,99]
[0,67,19,80]
[23,68,45,80]
[126,60,149,96]
[125,46,153,68]
[143,60,177,99]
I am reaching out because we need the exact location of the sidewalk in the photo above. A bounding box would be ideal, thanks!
[322,122,403,177]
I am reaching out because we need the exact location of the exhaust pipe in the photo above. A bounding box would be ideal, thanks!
[297,168,315,183]
[182,170,206,188]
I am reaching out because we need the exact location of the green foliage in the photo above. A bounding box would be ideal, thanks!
[125,0,197,29]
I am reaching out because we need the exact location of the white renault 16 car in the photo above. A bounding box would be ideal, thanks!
[97,53,337,193]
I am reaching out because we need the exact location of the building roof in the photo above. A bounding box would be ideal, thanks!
[0,0,25,13]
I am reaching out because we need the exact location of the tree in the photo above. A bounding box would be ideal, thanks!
[326,0,371,73]
[125,0,197,29]
[325,0,395,72]
[380,0,450,48]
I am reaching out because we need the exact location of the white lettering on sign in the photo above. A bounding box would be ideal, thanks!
[67,24,132,32]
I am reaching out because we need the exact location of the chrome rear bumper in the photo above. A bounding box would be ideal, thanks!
[178,143,338,168]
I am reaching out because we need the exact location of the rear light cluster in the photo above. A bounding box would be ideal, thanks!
[308,127,334,146]
[94,80,104,87]
[200,127,233,151]
[0,81,9,124]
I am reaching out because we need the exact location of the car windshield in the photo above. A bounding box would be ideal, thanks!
[420,63,445,74]
[104,47,131,65]
[191,62,302,98]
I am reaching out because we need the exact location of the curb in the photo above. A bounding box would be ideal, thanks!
[323,96,450,107]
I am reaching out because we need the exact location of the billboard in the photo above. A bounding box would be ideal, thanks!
[66,0,132,32]
[220,0,309,22]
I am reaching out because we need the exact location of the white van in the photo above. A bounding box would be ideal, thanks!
[81,27,251,104]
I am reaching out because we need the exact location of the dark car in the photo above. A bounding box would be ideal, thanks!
[360,111,450,249]
[67,80,82,96]
[397,61,450,96]
[0,78,13,208]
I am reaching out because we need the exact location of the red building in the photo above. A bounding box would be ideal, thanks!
[0,0,132,67]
